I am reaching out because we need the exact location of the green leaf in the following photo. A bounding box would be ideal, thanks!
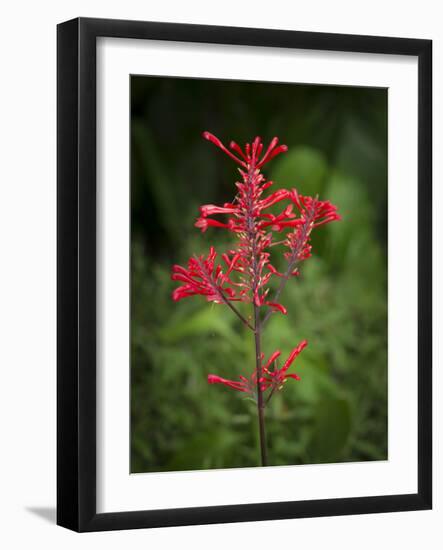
[159,306,241,345]
[164,429,240,471]
[132,120,181,241]
[270,146,329,197]
[307,397,352,463]
[322,170,375,270]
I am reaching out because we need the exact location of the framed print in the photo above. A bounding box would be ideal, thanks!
[57,17,432,532]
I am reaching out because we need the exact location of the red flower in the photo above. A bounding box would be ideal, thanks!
[173,134,341,322]
[202,131,288,169]
[207,374,249,392]
[171,246,241,303]
[290,189,341,228]
[207,340,307,400]
[262,340,308,391]
[171,133,341,414]
[284,189,341,269]
[207,369,267,395]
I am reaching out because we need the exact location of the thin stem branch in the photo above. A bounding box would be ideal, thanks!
[265,384,278,406]
[261,262,297,327]
[269,239,286,247]
[262,202,317,328]
[195,255,255,332]
[219,292,255,332]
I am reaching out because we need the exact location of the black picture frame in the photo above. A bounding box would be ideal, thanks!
[57,17,432,532]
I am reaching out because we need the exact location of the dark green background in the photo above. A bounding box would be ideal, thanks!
[130,76,388,473]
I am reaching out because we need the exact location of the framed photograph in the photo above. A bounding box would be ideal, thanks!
[57,17,432,532]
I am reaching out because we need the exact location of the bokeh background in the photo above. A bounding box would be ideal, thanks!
[130,76,387,473]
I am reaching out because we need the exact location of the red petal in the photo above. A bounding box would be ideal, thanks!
[203,131,246,166]
[267,263,284,277]
[229,140,247,160]
[263,350,281,371]
[258,189,290,210]
[257,144,288,167]
[207,374,246,392]
[266,302,287,315]
[281,340,308,373]
[285,373,301,381]
[194,218,231,232]
[199,204,238,217]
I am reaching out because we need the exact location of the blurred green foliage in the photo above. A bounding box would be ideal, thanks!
[130,76,387,472]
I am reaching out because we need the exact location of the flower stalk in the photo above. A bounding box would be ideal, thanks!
[171,132,341,467]
[254,304,268,466]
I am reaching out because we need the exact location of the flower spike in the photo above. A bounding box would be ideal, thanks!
[172,132,340,453]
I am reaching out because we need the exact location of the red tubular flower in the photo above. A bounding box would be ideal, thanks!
[207,369,268,396]
[171,246,240,303]
[207,374,248,392]
[290,189,341,228]
[202,131,288,169]
[262,340,308,391]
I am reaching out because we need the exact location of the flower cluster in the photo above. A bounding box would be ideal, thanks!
[171,247,240,303]
[207,339,308,403]
[193,133,301,315]
[171,132,340,406]
[262,339,308,390]
[283,190,340,271]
